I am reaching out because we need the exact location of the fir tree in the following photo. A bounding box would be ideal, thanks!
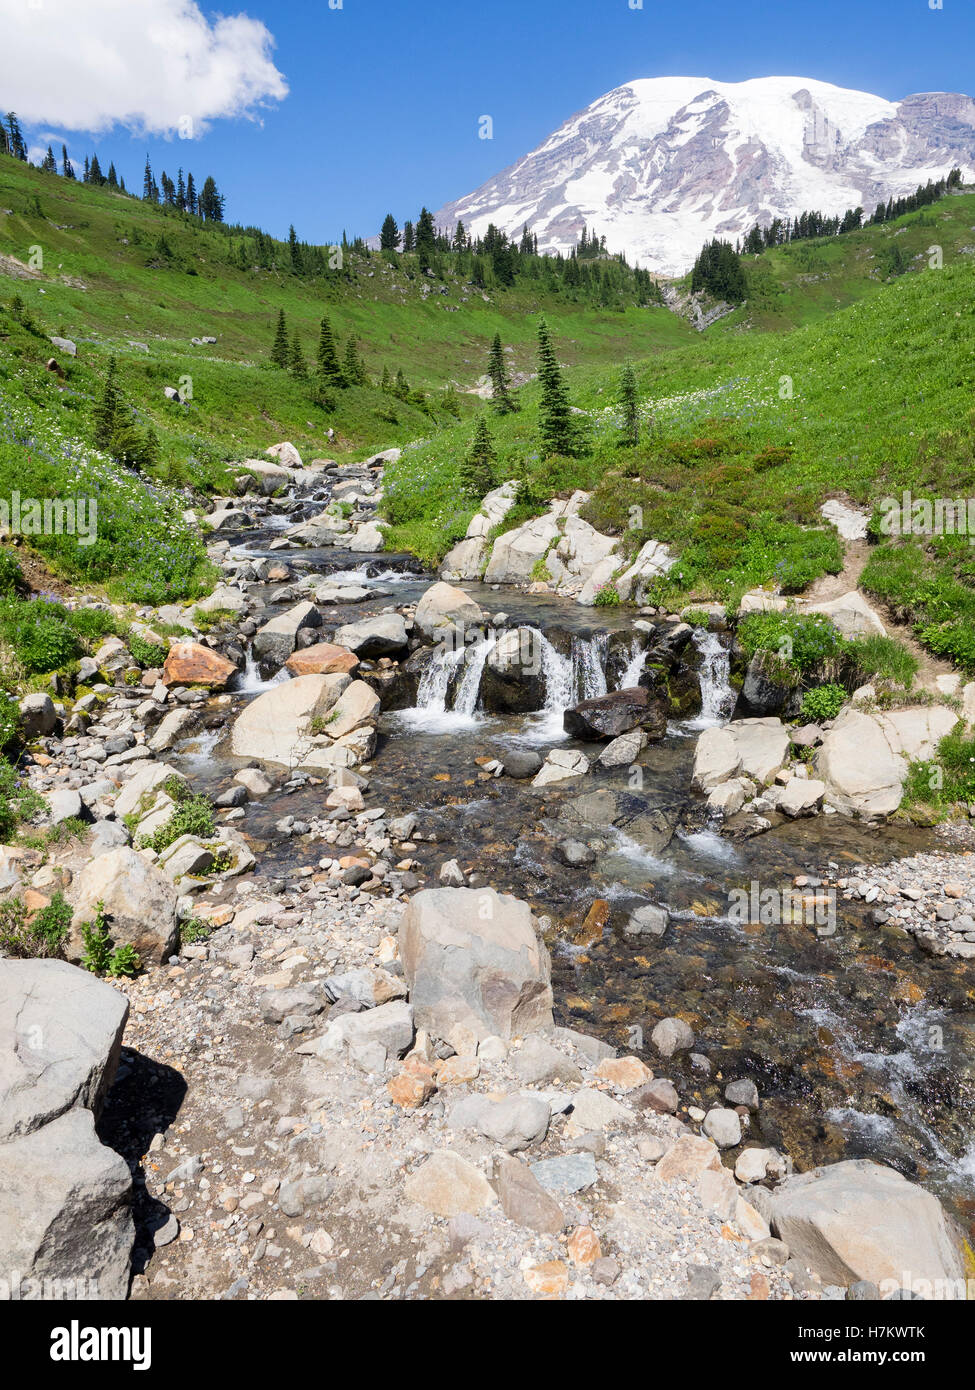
[316,315,344,386]
[343,338,366,386]
[487,332,516,414]
[94,357,121,450]
[88,153,104,186]
[392,368,409,400]
[142,156,154,201]
[107,162,118,189]
[288,224,301,273]
[536,319,574,457]
[618,364,639,446]
[41,145,57,174]
[381,364,392,393]
[61,145,74,180]
[459,417,496,499]
[4,113,27,162]
[380,214,400,251]
[402,220,415,253]
[270,309,289,368]
[186,172,197,216]
[288,330,307,378]
[198,176,224,222]
[415,207,436,271]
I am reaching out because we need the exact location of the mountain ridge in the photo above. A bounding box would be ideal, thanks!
[435,75,975,275]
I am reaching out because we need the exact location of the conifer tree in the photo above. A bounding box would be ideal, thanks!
[618,363,639,445]
[381,365,392,393]
[402,221,415,253]
[88,154,104,186]
[107,161,118,189]
[186,172,197,216]
[4,114,27,161]
[61,145,74,179]
[270,309,289,368]
[459,416,496,500]
[288,224,301,273]
[142,156,154,201]
[94,357,121,450]
[40,145,56,174]
[316,315,344,386]
[343,338,366,386]
[487,332,516,414]
[536,319,574,457]
[380,214,400,251]
[415,207,437,272]
[288,331,306,378]
[393,369,409,400]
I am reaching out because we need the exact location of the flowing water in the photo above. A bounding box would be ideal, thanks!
[178,530,975,1231]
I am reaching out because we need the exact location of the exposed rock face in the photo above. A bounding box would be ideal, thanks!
[441,482,519,581]
[0,960,134,1299]
[532,749,591,787]
[68,847,179,965]
[195,582,249,616]
[800,590,887,639]
[435,75,975,276]
[563,687,668,741]
[770,1160,965,1295]
[816,705,957,818]
[399,887,554,1042]
[413,581,485,639]
[738,651,794,717]
[162,641,237,689]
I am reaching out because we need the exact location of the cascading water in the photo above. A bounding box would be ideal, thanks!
[620,638,649,689]
[235,649,290,694]
[453,636,497,716]
[684,627,735,729]
[414,642,466,716]
[573,632,609,702]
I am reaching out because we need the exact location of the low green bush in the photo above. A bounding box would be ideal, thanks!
[799,683,847,722]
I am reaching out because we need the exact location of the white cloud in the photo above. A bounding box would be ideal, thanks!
[0,0,288,136]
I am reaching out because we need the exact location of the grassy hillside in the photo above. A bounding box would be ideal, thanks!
[386,236,975,671]
[0,152,693,480]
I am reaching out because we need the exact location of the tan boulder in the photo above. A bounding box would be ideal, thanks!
[285,642,359,677]
[162,641,237,689]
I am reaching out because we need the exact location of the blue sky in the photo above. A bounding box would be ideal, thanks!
[9,0,975,244]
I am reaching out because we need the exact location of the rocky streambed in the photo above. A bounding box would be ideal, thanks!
[2,457,973,1302]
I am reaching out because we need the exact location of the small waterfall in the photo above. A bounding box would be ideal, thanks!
[691,627,735,727]
[572,632,608,702]
[453,636,497,716]
[415,642,465,715]
[235,649,290,694]
[620,639,649,689]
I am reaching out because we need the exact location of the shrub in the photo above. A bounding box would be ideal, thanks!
[128,634,167,668]
[902,725,975,815]
[0,757,44,841]
[0,548,22,594]
[738,611,844,672]
[139,788,215,853]
[0,890,71,958]
[594,583,621,608]
[800,683,847,722]
[80,900,141,977]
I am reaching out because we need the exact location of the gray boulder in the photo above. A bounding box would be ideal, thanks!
[334,613,408,658]
[399,887,553,1042]
[68,846,179,965]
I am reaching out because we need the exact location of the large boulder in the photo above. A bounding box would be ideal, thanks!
[0,1109,134,1300]
[614,539,675,603]
[692,727,742,791]
[0,959,134,1300]
[0,959,128,1141]
[68,847,179,965]
[728,718,791,786]
[334,613,408,658]
[816,708,907,818]
[483,497,586,585]
[252,601,322,666]
[479,628,547,713]
[162,641,237,689]
[770,1160,965,1296]
[285,642,359,677]
[801,591,886,639]
[441,482,519,581]
[413,581,484,640]
[399,888,554,1042]
[324,680,380,739]
[738,651,794,717]
[230,672,347,766]
[195,583,249,616]
[563,687,668,741]
[267,441,302,469]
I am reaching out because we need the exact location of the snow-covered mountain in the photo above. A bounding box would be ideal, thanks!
[435,76,975,276]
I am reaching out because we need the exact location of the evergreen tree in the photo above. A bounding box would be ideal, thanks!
[140,426,160,472]
[690,239,747,302]
[107,162,118,189]
[618,363,639,446]
[176,168,186,211]
[288,330,307,378]
[89,153,104,185]
[83,156,90,183]
[61,145,75,180]
[40,145,56,174]
[343,338,366,386]
[415,207,436,271]
[392,368,410,400]
[94,357,121,450]
[288,224,301,273]
[381,364,392,393]
[186,172,197,216]
[142,156,154,201]
[487,332,517,414]
[316,315,344,386]
[198,176,224,222]
[536,319,574,457]
[379,214,400,251]
[402,220,415,253]
[270,309,289,368]
[459,417,496,499]
[4,113,27,161]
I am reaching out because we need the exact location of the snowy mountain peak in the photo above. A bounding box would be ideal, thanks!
[435,76,975,276]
